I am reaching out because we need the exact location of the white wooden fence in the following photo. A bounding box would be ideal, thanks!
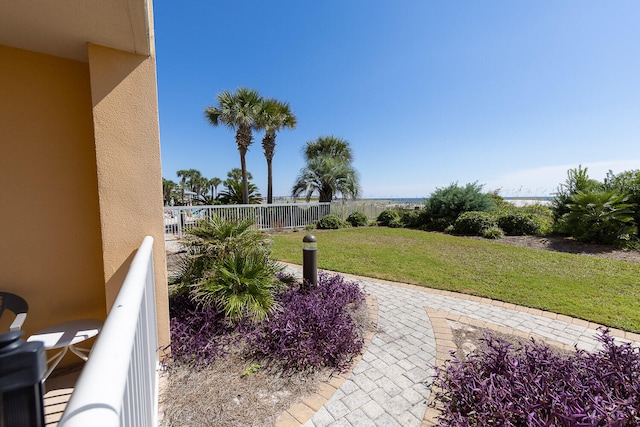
[59,236,159,426]
[164,201,422,237]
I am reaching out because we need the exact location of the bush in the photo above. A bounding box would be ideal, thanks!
[346,211,368,227]
[248,273,366,373]
[551,165,603,225]
[497,212,541,236]
[453,211,498,236]
[434,329,640,426]
[561,191,637,246]
[377,209,400,226]
[400,209,423,228]
[317,214,349,229]
[388,217,404,228]
[482,226,503,239]
[604,169,640,235]
[193,250,286,323]
[421,218,453,232]
[424,182,496,225]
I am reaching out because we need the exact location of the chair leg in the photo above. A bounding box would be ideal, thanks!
[69,345,91,361]
[43,346,69,381]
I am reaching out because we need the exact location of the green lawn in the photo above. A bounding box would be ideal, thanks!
[271,228,640,333]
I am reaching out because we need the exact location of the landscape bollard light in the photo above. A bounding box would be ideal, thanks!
[302,234,317,286]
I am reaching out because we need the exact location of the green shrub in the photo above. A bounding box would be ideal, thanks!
[388,217,404,228]
[551,165,603,225]
[453,211,498,236]
[377,209,400,226]
[400,209,423,228]
[497,213,541,236]
[346,211,368,227]
[562,191,637,245]
[193,249,285,323]
[482,226,504,239]
[604,169,640,234]
[421,218,452,232]
[424,182,496,225]
[317,214,349,229]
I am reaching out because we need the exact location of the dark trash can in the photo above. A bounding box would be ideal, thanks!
[0,331,46,427]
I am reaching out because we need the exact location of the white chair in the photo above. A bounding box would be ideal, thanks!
[0,291,28,331]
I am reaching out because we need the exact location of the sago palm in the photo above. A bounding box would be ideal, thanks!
[205,88,263,204]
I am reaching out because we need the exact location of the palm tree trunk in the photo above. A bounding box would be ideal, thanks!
[319,187,333,203]
[236,125,252,204]
[267,157,273,204]
[239,149,249,204]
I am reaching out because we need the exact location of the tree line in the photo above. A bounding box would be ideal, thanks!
[163,87,360,206]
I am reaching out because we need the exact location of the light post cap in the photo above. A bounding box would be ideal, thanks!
[303,234,317,250]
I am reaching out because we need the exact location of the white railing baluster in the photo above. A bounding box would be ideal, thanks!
[59,236,158,427]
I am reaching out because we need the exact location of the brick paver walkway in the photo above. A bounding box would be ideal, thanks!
[277,265,640,427]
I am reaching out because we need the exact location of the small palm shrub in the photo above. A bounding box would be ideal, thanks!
[453,212,498,236]
[561,191,637,245]
[172,216,270,287]
[346,211,368,227]
[317,214,349,229]
[434,329,640,426]
[497,212,541,236]
[172,216,292,323]
[248,273,366,373]
[377,209,400,226]
[552,165,604,224]
[193,250,286,323]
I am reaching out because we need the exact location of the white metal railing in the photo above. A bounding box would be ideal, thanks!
[59,236,159,426]
[164,201,422,237]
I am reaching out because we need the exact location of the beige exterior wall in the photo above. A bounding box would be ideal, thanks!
[0,45,107,335]
[0,41,170,359]
[88,43,169,347]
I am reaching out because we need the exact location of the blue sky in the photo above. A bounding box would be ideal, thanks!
[154,1,640,199]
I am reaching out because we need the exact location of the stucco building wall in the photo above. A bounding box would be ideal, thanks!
[0,42,170,357]
[0,45,107,335]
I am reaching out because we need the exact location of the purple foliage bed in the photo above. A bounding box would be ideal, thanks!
[167,272,366,373]
[433,330,640,426]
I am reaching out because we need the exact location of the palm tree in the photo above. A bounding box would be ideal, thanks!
[176,168,204,204]
[162,178,177,205]
[256,99,297,204]
[218,180,262,204]
[205,88,263,204]
[176,169,191,204]
[292,136,361,202]
[209,177,222,200]
[225,168,251,185]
